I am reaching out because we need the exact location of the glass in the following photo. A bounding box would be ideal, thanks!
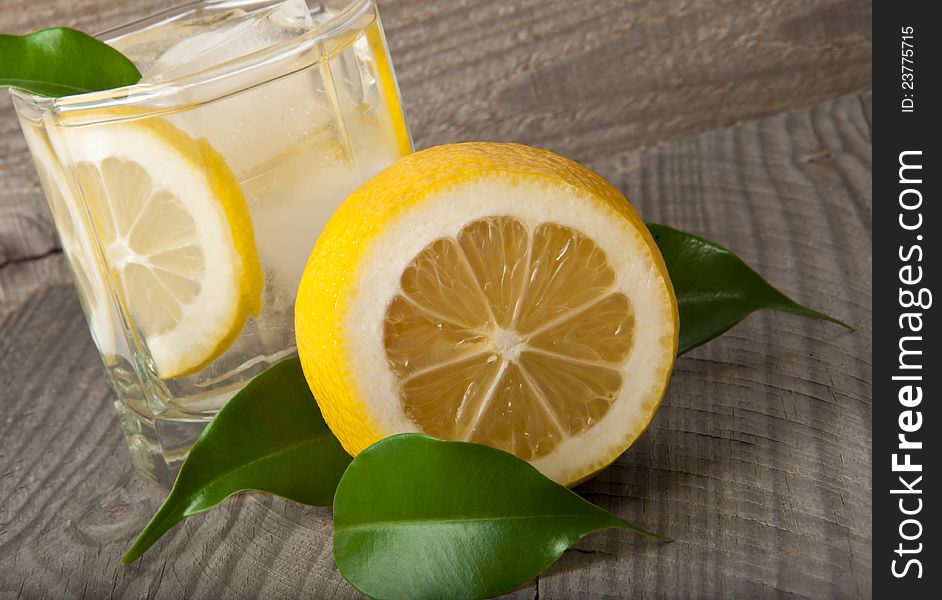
[10,0,411,485]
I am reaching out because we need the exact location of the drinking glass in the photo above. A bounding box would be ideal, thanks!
[10,0,411,485]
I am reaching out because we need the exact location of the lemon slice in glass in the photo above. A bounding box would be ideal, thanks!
[53,119,263,378]
[296,143,678,485]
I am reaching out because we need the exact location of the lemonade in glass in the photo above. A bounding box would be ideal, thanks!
[10,0,411,484]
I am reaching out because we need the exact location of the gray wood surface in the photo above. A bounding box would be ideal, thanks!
[1,0,872,598]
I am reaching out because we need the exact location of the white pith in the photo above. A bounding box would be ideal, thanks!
[23,125,116,359]
[344,176,676,483]
[51,123,246,377]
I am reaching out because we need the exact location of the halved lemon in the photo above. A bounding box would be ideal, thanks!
[296,143,678,485]
[50,119,263,378]
[22,124,115,359]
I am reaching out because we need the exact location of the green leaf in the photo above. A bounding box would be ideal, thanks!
[122,358,351,564]
[0,27,140,97]
[333,434,667,600]
[647,223,850,354]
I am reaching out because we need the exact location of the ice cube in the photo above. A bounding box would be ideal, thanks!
[111,0,393,305]
[144,0,316,81]
[130,0,339,178]
[109,1,316,75]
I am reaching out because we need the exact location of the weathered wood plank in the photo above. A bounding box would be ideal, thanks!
[0,92,871,599]
[1,0,871,314]
[0,254,70,321]
[385,0,872,156]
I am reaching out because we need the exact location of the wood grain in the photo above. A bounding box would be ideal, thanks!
[0,0,872,314]
[385,0,872,155]
[0,89,871,598]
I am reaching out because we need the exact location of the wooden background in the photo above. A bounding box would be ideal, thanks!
[0,0,872,598]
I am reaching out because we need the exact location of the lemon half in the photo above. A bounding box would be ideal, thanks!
[296,143,677,485]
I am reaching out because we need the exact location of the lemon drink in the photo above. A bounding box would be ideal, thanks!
[11,0,410,483]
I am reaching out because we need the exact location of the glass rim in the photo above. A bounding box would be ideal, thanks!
[11,0,375,124]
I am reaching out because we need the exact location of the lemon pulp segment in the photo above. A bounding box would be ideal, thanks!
[385,216,635,461]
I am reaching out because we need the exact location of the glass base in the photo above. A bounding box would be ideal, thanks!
[114,401,210,487]
[106,347,288,486]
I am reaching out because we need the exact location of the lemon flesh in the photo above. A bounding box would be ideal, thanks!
[387,216,635,461]
[296,142,677,485]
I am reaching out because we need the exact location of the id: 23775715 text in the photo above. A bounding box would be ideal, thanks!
[901,27,914,112]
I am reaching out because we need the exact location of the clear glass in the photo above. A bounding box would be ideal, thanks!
[11,0,411,485]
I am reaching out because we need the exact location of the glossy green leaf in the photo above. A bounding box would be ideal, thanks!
[333,434,667,600]
[0,27,140,97]
[647,223,850,354]
[122,358,351,564]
